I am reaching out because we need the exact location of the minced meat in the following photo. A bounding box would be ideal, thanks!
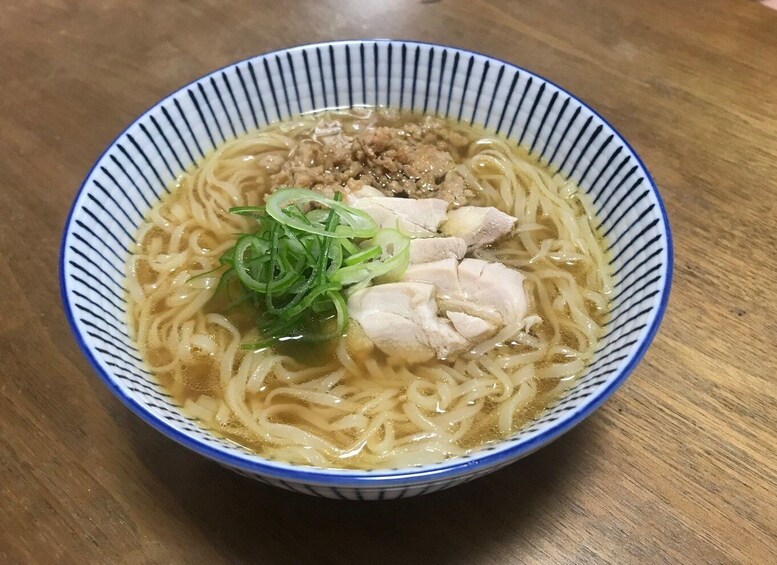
[269,116,475,205]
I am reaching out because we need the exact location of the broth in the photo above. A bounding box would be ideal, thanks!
[126,108,611,469]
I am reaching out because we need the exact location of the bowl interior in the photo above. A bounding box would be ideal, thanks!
[60,40,671,490]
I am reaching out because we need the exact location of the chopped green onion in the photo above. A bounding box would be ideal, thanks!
[265,188,378,239]
[330,228,410,286]
[215,188,409,350]
[343,244,382,266]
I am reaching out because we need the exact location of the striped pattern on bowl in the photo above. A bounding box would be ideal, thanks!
[60,40,672,500]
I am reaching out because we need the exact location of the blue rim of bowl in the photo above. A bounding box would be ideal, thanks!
[59,39,673,487]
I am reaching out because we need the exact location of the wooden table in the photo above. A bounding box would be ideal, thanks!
[2,1,776,562]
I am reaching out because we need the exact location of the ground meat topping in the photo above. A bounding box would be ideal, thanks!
[269,116,475,204]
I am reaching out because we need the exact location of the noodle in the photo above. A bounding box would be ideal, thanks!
[126,109,610,469]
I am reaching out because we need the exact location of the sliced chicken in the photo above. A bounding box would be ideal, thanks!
[345,195,529,362]
[347,282,469,363]
[348,196,449,237]
[403,257,528,331]
[446,311,498,341]
[402,258,462,298]
[457,259,528,323]
[409,236,468,264]
[442,206,517,248]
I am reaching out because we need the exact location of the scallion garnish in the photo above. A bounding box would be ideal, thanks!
[215,188,409,350]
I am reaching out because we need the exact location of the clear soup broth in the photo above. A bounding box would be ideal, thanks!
[126,109,611,469]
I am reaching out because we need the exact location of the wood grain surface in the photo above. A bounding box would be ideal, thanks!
[1,0,776,563]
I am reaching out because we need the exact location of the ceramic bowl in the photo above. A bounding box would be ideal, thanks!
[60,40,672,499]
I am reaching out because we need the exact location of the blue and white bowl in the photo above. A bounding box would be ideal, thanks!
[60,40,672,500]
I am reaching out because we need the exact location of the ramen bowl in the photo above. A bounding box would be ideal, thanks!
[60,40,672,499]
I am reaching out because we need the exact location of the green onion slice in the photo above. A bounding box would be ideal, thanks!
[265,188,378,239]
[331,228,410,286]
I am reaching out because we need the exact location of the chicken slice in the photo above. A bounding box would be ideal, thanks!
[347,282,469,363]
[442,206,517,248]
[404,257,527,325]
[348,196,449,236]
[445,311,498,341]
[402,258,462,298]
[409,236,468,264]
[457,259,528,323]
